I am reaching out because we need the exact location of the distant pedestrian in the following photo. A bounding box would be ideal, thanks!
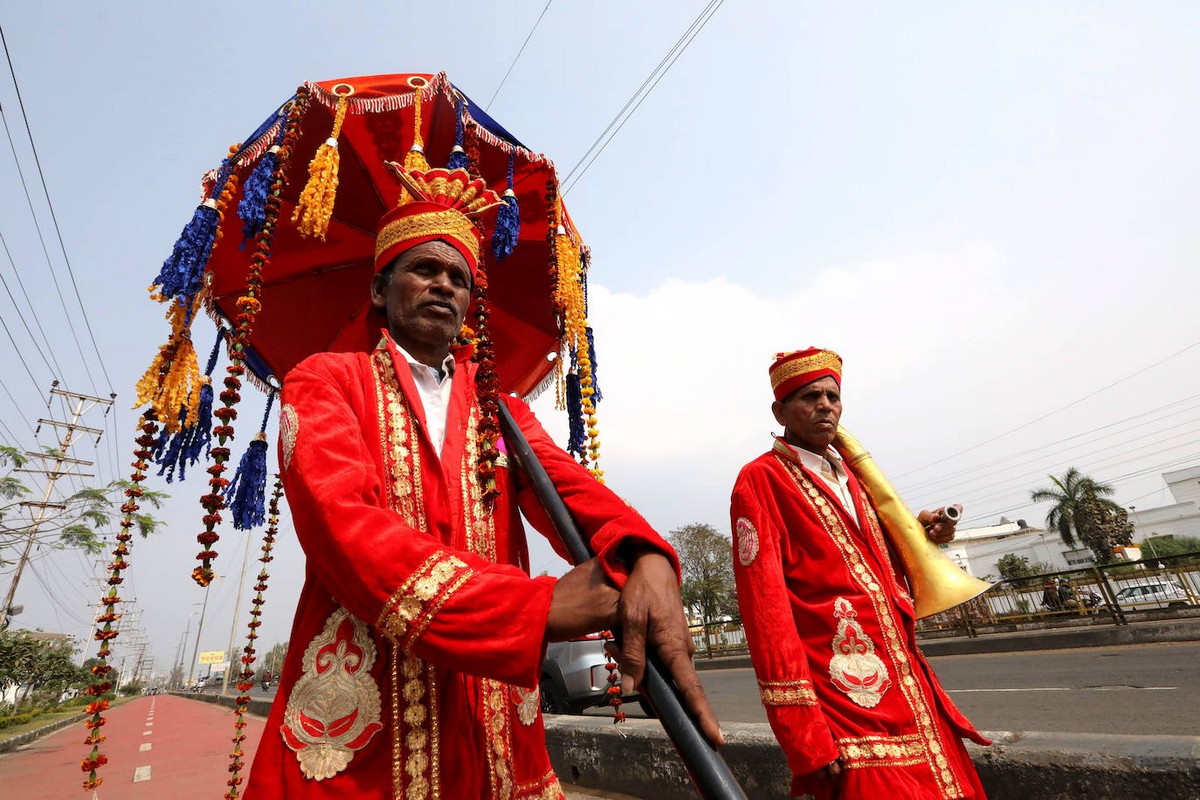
[1042,581,1062,610]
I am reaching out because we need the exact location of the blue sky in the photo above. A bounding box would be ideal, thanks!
[2,2,1198,675]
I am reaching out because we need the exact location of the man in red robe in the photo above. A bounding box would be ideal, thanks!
[245,164,718,799]
[730,348,987,799]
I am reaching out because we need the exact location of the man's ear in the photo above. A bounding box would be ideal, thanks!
[370,271,388,310]
[771,400,785,426]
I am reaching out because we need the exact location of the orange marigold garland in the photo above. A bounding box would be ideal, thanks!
[225,475,282,798]
[193,88,307,587]
[80,414,159,791]
[602,630,626,723]
[470,242,502,505]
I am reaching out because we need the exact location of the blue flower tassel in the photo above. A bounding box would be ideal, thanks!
[153,327,224,482]
[490,152,520,261]
[238,147,277,240]
[565,371,585,458]
[585,326,602,402]
[153,160,234,308]
[448,97,469,170]
[226,391,276,530]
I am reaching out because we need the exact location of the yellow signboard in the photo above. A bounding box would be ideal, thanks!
[198,650,226,665]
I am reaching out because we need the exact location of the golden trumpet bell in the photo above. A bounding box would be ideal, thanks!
[834,427,992,619]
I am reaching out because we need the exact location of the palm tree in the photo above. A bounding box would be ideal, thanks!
[1030,468,1125,556]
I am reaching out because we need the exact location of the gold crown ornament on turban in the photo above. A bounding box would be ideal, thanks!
[770,347,843,402]
[374,162,503,276]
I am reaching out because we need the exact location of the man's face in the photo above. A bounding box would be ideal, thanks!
[370,240,472,359]
[772,376,842,454]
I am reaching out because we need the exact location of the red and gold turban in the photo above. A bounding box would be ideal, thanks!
[770,347,843,402]
[374,164,503,276]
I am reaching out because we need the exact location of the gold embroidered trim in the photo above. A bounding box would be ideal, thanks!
[428,661,441,799]
[770,350,842,391]
[838,733,926,769]
[372,348,427,532]
[829,597,892,708]
[375,209,480,264]
[777,456,964,799]
[515,686,540,726]
[758,679,818,706]
[280,607,383,780]
[462,406,497,562]
[378,552,474,647]
[483,679,515,799]
[400,654,431,797]
[390,643,403,799]
[515,772,565,800]
[280,403,299,471]
[734,517,759,567]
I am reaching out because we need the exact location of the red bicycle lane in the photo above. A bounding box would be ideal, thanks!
[0,695,265,799]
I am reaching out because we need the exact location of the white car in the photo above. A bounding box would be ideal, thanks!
[1114,581,1193,610]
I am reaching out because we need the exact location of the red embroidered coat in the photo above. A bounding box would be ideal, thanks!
[244,335,675,800]
[730,440,988,800]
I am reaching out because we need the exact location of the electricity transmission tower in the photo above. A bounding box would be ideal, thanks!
[1,382,114,630]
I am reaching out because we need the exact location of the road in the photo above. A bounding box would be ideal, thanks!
[0,695,631,799]
[0,694,267,799]
[601,642,1198,735]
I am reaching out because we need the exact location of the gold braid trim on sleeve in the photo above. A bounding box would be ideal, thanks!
[758,678,818,706]
[378,551,474,648]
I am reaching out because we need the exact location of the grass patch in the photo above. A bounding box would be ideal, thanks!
[0,696,135,742]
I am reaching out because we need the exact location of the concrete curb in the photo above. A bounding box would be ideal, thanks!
[0,711,86,755]
[544,717,1200,800]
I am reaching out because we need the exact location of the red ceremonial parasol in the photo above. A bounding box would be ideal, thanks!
[198,72,583,396]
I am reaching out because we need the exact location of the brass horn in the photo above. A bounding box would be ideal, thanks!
[834,427,992,618]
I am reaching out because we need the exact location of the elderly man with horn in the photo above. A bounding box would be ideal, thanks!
[730,348,988,800]
[243,160,719,799]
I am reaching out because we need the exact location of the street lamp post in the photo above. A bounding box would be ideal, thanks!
[186,584,213,686]
[175,608,200,687]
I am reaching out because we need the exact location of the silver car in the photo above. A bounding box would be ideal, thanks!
[540,633,648,715]
[1114,581,1193,610]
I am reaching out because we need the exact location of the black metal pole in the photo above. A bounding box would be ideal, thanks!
[499,403,747,800]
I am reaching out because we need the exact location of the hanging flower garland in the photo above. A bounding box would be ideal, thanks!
[224,476,283,799]
[193,89,307,587]
[80,414,159,791]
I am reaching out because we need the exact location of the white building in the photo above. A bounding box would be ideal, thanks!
[940,518,1091,581]
[1128,465,1200,543]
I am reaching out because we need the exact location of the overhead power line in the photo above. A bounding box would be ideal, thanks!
[560,0,726,195]
[895,338,1200,481]
[0,226,64,379]
[0,25,111,394]
[486,0,553,112]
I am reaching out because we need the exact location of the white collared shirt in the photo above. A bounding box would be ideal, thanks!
[785,441,855,513]
[394,344,455,455]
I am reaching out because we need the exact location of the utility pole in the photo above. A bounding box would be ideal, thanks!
[1,383,114,630]
[187,583,213,685]
[221,534,253,696]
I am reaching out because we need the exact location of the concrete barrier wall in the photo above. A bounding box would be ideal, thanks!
[544,717,1200,800]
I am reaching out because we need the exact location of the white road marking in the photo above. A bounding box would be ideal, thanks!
[139,743,152,752]
[947,686,1176,693]
[143,730,152,736]
[133,765,152,782]
[145,721,153,726]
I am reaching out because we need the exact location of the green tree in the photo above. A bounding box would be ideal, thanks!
[1030,468,1127,563]
[995,554,1035,582]
[668,523,738,634]
[1140,536,1200,563]
[0,631,85,706]
[1,445,167,566]
[262,640,289,679]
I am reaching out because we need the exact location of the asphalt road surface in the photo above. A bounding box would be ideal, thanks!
[605,642,1199,735]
